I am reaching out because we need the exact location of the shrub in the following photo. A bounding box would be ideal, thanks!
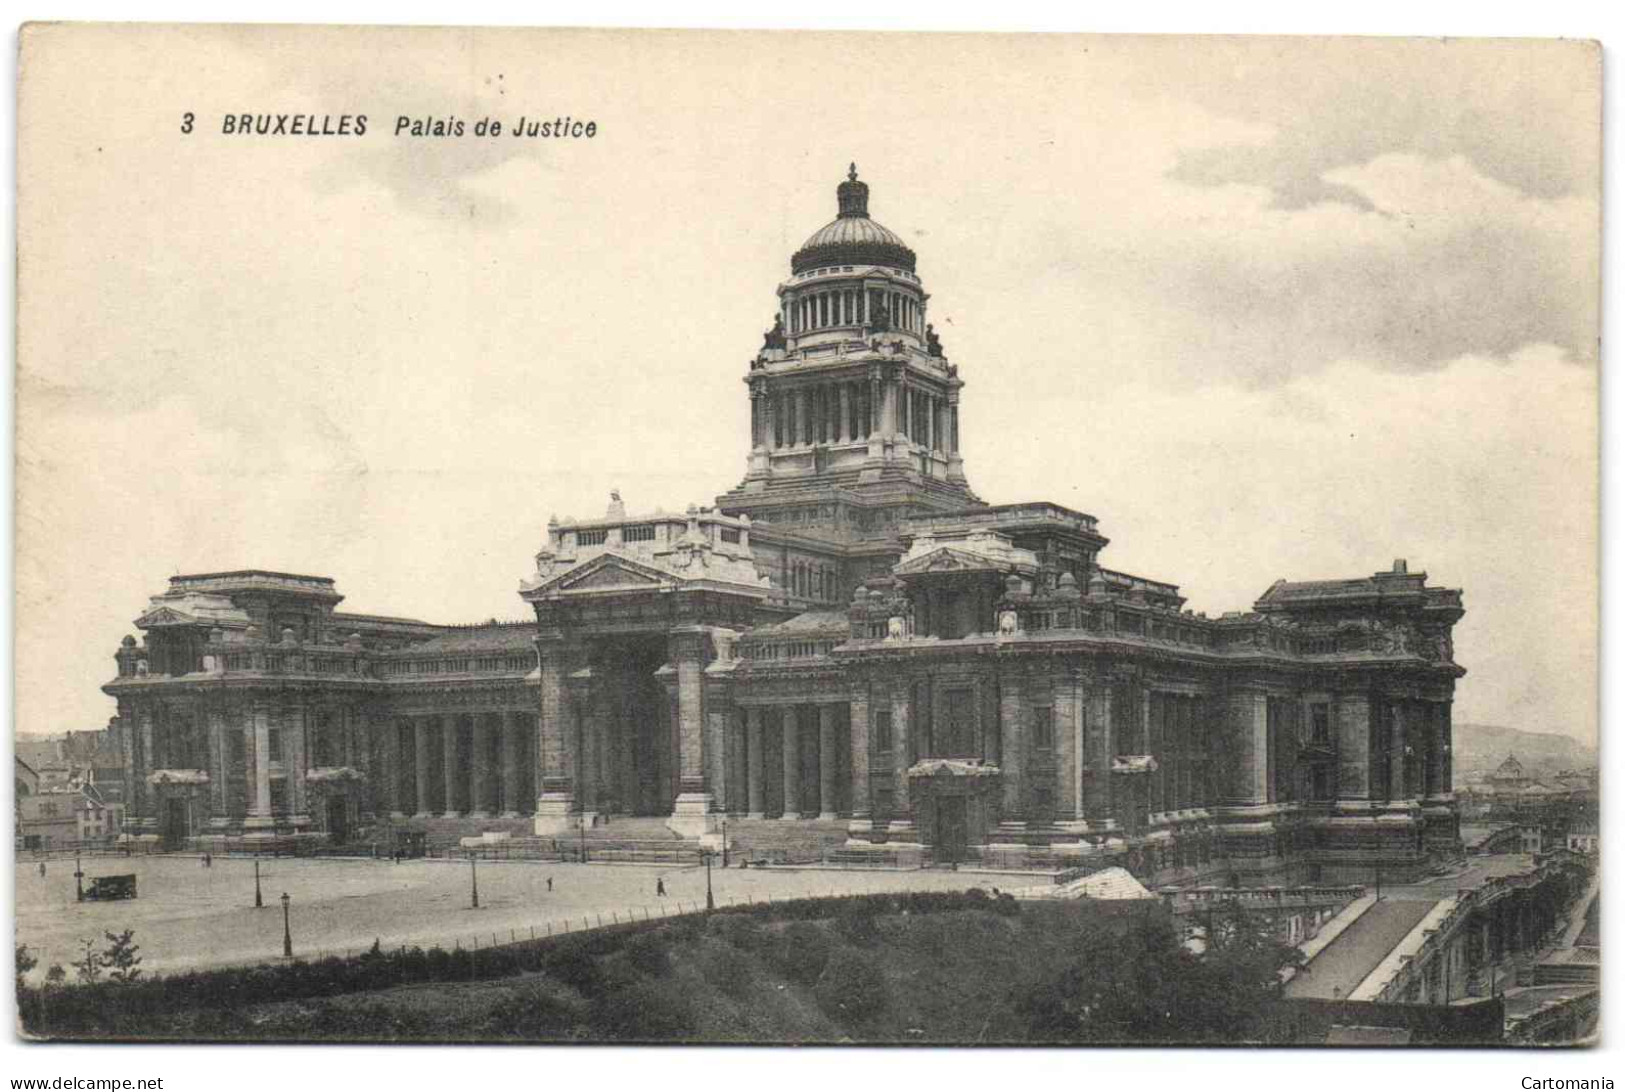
[770,921,833,986]
[588,979,694,1041]
[814,947,889,1023]
[623,930,675,978]
[696,938,753,998]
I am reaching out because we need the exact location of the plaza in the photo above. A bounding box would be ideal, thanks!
[14,854,1004,980]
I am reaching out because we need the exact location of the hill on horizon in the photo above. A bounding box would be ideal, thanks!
[1454,722,1595,780]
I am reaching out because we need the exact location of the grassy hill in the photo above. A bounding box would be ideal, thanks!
[1453,722,1595,780]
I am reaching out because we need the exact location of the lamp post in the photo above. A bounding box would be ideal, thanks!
[74,849,84,903]
[469,850,480,909]
[254,858,264,908]
[705,849,716,911]
[721,816,729,869]
[280,892,293,959]
[578,814,587,864]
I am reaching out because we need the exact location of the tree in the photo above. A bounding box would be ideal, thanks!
[75,938,102,986]
[102,929,143,984]
[1014,905,1298,1045]
[15,944,37,991]
[45,965,65,987]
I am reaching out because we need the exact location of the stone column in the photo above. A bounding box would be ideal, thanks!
[247,706,273,828]
[818,704,839,819]
[838,385,851,443]
[441,715,462,818]
[383,716,405,818]
[470,714,493,817]
[1226,689,1269,806]
[849,693,870,822]
[1440,700,1453,793]
[781,707,803,819]
[1389,701,1410,803]
[795,390,808,447]
[413,715,433,818]
[1057,675,1084,820]
[1084,685,1114,819]
[668,628,714,836]
[1000,675,1026,817]
[501,710,521,817]
[286,702,309,824]
[207,705,228,826]
[535,636,575,833]
[1335,691,1372,806]
[891,689,911,818]
[746,706,766,819]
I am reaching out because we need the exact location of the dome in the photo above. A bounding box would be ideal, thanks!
[791,165,917,275]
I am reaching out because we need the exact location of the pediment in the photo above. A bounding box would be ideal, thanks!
[136,606,196,628]
[547,553,676,595]
[895,547,1002,576]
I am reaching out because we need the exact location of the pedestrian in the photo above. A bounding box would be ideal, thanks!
[546,876,553,892]
[657,877,666,898]
[38,861,46,878]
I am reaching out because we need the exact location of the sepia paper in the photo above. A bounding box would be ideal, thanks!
[13,24,1601,1051]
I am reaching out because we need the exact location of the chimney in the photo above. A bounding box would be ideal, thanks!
[1393,558,1408,574]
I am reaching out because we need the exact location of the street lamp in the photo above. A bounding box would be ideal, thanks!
[74,849,84,903]
[705,849,716,911]
[469,850,480,909]
[578,815,587,864]
[721,817,729,869]
[254,858,264,908]
[281,892,293,958]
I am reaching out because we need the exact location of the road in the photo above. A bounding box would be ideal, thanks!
[15,855,1005,979]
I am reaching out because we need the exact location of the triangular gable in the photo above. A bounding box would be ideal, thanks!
[538,552,679,597]
[895,546,1009,576]
[135,605,197,628]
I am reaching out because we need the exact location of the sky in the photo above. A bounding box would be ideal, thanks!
[16,27,1600,744]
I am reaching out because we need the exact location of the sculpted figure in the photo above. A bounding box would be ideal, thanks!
[998,609,1019,636]
[762,315,786,350]
[926,323,943,357]
[887,615,905,640]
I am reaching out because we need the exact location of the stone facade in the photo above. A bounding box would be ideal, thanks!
[104,169,1465,885]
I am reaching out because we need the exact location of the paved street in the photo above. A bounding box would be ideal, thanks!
[15,855,1005,979]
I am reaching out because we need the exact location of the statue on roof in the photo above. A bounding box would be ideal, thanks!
[762,314,786,351]
[925,323,943,357]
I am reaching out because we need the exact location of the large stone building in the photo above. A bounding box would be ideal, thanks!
[104,168,1466,884]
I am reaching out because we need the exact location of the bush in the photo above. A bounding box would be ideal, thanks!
[696,939,754,998]
[588,979,694,1041]
[814,947,889,1023]
[543,941,603,993]
[623,930,675,978]
[769,921,833,986]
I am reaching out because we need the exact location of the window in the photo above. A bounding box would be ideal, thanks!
[874,709,893,752]
[1310,703,1331,744]
[720,527,741,544]
[268,727,284,762]
[1032,706,1054,750]
[624,524,655,543]
[577,529,607,546]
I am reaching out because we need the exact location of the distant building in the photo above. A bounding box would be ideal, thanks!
[1567,822,1598,855]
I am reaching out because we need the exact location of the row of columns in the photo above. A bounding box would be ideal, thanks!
[757,379,959,455]
[785,286,922,337]
[738,704,846,819]
[389,711,535,819]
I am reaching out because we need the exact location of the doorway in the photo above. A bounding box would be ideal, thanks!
[161,798,189,849]
[326,796,351,844]
[935,797,968,864]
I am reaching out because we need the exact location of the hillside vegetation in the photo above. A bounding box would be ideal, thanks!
[21,892,1299,1044]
